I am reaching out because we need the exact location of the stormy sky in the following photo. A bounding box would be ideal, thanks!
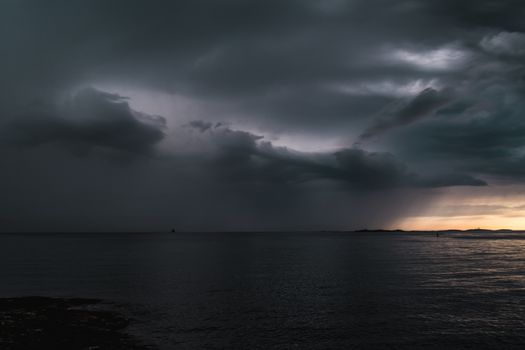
[1,0,525,231]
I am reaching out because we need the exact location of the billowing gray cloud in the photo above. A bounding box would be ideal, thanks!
[481,31,525,57]
[1,88,166,158]
[184,121,486,189]
[360,87,454,139]
[389,57,525,181]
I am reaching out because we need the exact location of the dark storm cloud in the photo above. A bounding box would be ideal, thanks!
[388,55,525,181]
[0,0,524,231]
[0,88,166,158]
[395,109,525,180]
[429,0,525,33]
[0,0,477,129]
[360,87,454,139]
[0,118,483,232]
[185,122,486,189]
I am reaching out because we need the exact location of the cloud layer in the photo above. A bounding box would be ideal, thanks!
[1,0,524,231]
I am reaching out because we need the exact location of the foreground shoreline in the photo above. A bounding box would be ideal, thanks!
[0,297,150,349]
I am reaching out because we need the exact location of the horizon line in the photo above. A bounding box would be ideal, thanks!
[1,228,524,234]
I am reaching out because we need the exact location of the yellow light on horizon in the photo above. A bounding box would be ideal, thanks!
[390,184,525,231]
[394,215,525,231]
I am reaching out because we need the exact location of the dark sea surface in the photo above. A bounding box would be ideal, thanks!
[2,231,525,349]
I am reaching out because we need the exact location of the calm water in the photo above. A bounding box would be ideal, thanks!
[1,231,525,349]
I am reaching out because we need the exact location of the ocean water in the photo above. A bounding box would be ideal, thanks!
[1,231,525,349]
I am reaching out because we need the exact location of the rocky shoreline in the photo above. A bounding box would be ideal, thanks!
[0,297,151,349]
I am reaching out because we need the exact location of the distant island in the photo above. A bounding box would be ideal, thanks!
[354,228,520,233]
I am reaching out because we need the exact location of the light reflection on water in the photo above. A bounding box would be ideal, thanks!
[1,232,525,349]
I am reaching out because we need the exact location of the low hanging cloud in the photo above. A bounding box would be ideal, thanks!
[390,63,525,181]
[360,87,454,140]
[185,121,486,190]
[1,88,166,158]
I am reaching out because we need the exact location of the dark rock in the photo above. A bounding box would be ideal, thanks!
[0,297,152,350]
